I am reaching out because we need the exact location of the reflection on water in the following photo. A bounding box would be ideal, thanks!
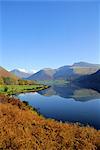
[17,84,100,129]
[38,85,100,102]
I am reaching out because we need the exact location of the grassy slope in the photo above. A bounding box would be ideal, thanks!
[72,67,99,75]
[0,95,100,150]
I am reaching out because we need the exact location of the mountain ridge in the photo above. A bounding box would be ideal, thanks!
[28,68,56,80]
[27,62,100,81]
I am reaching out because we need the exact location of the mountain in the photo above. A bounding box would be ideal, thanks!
[74,70,100,91]
[28,68,56,80]
[71,62,100,76]
[72,61,100,68]
[54,62,100,80]
[53,66,78,80]
[0,66,18,79]
[0,67,37,85]
[28,62,100,81]
[0,66,19,84]
[10,69,32,79]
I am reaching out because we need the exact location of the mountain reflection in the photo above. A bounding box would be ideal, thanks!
[37,84,100,102]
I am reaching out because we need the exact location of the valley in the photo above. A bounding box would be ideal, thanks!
[0,62,100,149]
[1,1,100,149]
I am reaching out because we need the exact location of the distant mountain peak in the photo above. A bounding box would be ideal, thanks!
[16,68,28,73]
[43,68,54,71]
[72,62,100,67]
[10,69,32,79]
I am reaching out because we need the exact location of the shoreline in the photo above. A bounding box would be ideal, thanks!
[0,84,50,95]
[0,93,99,130]
[0,94,100,149]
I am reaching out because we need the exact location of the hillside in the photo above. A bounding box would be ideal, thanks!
[54,62,100,80]
[0,66,19,85]
[28,68,56,80]
[53,66,78,80]
[73,70,100,90]
[0,66,18,79]
[0,66,37,85]
[72,61,100,68]
[0,95,100,149]
[28,62,100,81]
[10,69,32,78]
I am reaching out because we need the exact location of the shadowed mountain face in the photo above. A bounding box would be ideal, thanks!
[10,69,32,79]
[74,70,100,91]
[37,84,100,102]
[27,62,100,81]
[53,66,78,80]
[28,68,56,80]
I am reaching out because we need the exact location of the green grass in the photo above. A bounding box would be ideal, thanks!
[0,84,49,95]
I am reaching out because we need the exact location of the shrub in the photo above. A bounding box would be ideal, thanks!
[22,100,29,106]
[4,86,8,92]
[0,95,100,150]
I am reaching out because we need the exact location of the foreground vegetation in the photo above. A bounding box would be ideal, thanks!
[0,85,49,95]
[0,94,100,150]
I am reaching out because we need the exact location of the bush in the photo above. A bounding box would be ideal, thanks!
[0,95,100,150]
[4,86,8,92]
[22,100,29,106]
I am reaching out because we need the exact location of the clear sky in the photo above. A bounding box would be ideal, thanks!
[0,0,100,71]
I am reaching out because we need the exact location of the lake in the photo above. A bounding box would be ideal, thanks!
[17,84,100,129]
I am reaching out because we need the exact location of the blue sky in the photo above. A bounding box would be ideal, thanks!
[0,1,99,71]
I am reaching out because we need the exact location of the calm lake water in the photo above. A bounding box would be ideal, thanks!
[17,84,100,129]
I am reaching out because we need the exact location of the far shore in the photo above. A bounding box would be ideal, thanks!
[0,84,50,95]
